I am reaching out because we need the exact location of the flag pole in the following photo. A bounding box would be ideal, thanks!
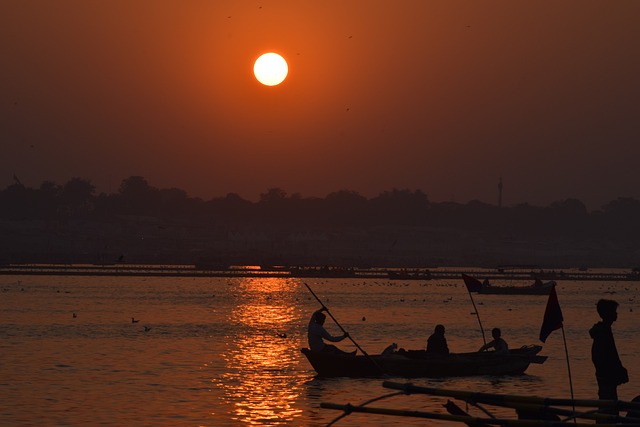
[462,274,487,345]
[468,290,487,345]
[561,326,576,409]
[539,286,574,415]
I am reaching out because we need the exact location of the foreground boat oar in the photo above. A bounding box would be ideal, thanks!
[321,382,640,426]
[382,381,640,412]
[321,402,640,427]
[441,391,640,424]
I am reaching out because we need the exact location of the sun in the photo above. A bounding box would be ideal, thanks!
[253,52,288,86]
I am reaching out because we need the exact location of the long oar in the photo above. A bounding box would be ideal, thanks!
[382,382,640,411]
[320,402,635,427]
[303,282,384,374]
[447,393,640,424]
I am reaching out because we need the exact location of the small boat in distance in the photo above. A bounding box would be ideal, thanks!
[301,345,546,378]
[478,280,556,295]
[289,266,356,278]
[463,274,556,295]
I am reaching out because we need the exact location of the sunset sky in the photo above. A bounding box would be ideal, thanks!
[2,1,639,210]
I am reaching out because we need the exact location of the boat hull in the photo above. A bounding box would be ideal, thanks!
[301,345,545,378]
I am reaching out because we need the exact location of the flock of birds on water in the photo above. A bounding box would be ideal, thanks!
[65,312,153,332]
[2,278,636,339]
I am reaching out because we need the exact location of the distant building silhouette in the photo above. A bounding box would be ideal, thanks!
[1,174,639,268]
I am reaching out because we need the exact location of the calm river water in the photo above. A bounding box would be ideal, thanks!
[1,272,639,426]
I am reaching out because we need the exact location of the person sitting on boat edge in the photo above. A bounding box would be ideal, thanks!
[426,324,449,355]
[308,308,355,355]
[478,327,509,355]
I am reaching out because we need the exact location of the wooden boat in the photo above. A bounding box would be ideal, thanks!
[322,381,640,425]
[301,344,546,378]
[463,274,556,295]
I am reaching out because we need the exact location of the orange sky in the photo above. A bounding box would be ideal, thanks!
[2,1,639,209]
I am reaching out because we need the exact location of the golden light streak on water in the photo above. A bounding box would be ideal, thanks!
[214,277,306,425]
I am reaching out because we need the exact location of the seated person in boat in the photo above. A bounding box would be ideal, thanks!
[308,308,354,355]
[478,327,509,355]
[426,324,449,355]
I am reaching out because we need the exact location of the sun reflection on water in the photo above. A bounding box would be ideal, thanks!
[213,277,306,425]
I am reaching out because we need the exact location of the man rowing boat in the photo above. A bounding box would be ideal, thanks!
[308,308,355,355]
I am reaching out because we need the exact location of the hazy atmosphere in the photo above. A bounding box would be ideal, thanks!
[3,4,640,425]
[2,1,640,210]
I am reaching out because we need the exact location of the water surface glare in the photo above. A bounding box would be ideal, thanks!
[2,274,639,426]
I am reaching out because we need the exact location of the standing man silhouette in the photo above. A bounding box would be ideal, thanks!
[590,299,628,418]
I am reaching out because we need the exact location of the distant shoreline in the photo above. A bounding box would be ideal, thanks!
[1,263,638,282]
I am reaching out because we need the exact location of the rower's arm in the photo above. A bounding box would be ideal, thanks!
[321,327,347,342]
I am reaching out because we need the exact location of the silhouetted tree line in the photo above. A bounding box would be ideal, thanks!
[1,176,639,266]
[2,176,639,233]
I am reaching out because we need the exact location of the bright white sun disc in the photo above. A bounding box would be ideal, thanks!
[254,53,288,86]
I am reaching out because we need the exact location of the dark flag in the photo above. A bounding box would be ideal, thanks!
[462,274,482,293]
[539,286,563,342]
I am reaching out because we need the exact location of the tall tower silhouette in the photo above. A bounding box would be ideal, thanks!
[498,177,503,208]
